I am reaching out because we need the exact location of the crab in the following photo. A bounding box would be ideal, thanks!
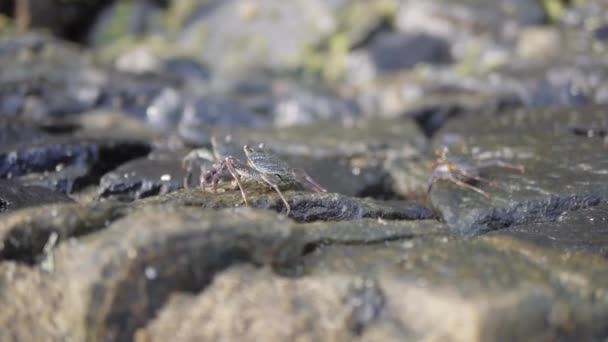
[427,146,525,199]
[182,137,326,215]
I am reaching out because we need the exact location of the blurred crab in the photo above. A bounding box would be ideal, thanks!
[427,146,525,199]
[182,136,326,215]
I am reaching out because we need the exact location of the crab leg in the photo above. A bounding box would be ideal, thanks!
[447,176,492,199]
[291,168,327,192]
[225,158,249,206]
[260,173,291,215]
[453,169,499,187]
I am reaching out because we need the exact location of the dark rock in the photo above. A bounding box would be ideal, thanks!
[235,118,426,159]
[164,57,211,82]
[0,202,124,263]
[98,151,185,201]
[44,207,308,341]
[370,32,451,72]
[138,233,608,342]
[87,0,166,46]
[279,155,395,199]
[177,1,336,75]
[345,279,385,335]
[593,25,608,41]
[430,106,608,235]
[486,204,608,258]
[0,136,151,193]
[0,262,68,341]
[141,187,434,223]
[270,81,362,127]
[178,97,269,146]
[396,0,546,41]
[0,180,73,214]
[97,74,181,130]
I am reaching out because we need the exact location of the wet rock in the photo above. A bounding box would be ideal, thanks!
[97,74,182,130]
[0,37,106,121]
[138,234,608,342]
[216,74,362,127]
[516,26,562,60]
[271,82,362,127]
[163,56,211,86]
[114,47,164,75]
[369,32,451,73]
[0,262,67,341]
[176,0,337,75]
[396,0,546,41]
[98,151,185,201]
[43,207,307,341]
[303,236,608,340]
[0,202,124,263]
[487,204,608,258]
[235,118,425,158]
[283,155,397,199]
[0,180,73,214]
[178,96,269,146]
[135,266,359,342]
[430,107,608,235]
[0,134,151,193]
[87,0,166,46]
[383,153,432,198]
[142,187,434,223]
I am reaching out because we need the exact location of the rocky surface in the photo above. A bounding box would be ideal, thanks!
[1,0,608,341]
[429,107,608,235]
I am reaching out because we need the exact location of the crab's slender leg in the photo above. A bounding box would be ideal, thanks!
[427,174,437,194]
[453,169,499,187]
[476,160,525,173]
[224,158,249,206]
[184,168,192,189]
[260,173,291,215]
[291,168,327,192]
[447,175,492,199]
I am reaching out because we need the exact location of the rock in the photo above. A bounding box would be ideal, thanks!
[163,57,211,83]
[516,26,562,60]
[369,32,451,72]
[40,207,307,341]
[234,118,426,158]
[135,266,361,342]
[0,133,151,193]
[430,106,608,235]
[0,202,123,263]
[270,81,362,127]
[396,0,546,41]
[138,233,608,341]
[98,150,185,201]
[176,0,337,75]
[0,180,73,214]
[87,0,167,46]
[97,73,182,130]
[178,96,269,146]
[142,187,435,223]
[304,236,608,340]
[0,262,67,341]
[283,155,398,199]
[114,47,163,75]
[486,204,608,258]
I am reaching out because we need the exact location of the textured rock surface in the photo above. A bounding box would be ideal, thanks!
[142,187,435,223]
[429,107,608,235]
[2,1,608,340]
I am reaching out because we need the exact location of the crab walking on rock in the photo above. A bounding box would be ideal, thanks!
[182,137,326,216]
[427,146,525,199]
